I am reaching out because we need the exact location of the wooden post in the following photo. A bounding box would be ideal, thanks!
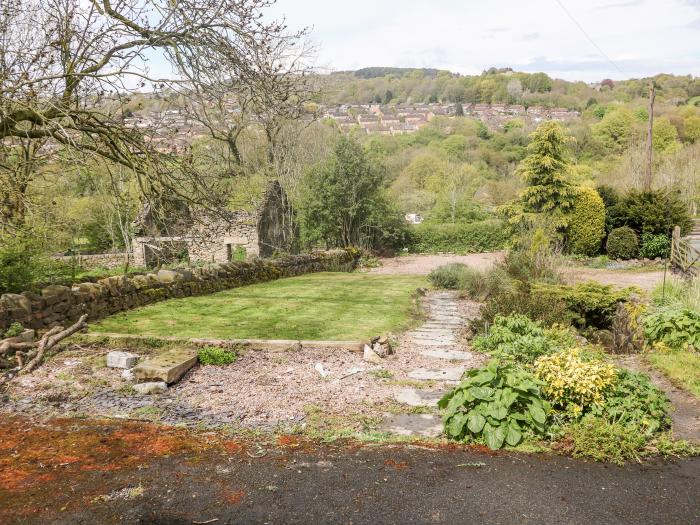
[644,82,655,190]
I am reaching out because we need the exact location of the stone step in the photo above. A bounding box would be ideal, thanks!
[408,367,466,381]
[379,413,443,437]
[420,349,474,361]
[133,348,198,384]
[413,339,457,347]
[393,388,448,407]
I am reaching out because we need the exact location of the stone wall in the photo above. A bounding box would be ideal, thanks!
[53,253,133,270]
[0,249,360,333]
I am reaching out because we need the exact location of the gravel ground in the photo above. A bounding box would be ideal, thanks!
[2,296,486,430]
[368,253,502,275]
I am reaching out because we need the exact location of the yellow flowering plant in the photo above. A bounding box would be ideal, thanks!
[533,348,616,418]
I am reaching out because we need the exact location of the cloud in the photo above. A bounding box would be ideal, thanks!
[595,0,644,9]
[270,0,700,82]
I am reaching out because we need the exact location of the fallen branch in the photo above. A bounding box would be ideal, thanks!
[0,314,88,384]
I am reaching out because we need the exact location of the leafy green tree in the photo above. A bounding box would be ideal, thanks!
[592,108,634,151]
[299,137,406,250]
[652,117,680,153]
[517,122,577,229]
[567,187,606,256]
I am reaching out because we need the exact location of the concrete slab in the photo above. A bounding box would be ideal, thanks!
[379,414,443,437]
[412,339,457,347]
[133,348,198,384]
[408,367,466,381]
[420,349,474,361]
[394,388,448,407]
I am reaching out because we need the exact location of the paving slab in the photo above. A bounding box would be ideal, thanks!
[393,388,449,407]
[420,349,474,361]
[408,367,466,381]
[133,348,198,384]
[379,413,443,437]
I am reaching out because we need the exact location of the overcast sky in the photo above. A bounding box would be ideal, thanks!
[268,0,700,81]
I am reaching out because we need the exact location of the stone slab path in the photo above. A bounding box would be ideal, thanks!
[381,291,483,437]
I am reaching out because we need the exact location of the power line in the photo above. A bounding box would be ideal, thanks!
[552,0,624,75]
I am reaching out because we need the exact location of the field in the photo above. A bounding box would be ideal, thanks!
[92,273,426,341]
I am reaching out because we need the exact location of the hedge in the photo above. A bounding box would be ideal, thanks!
[406,220,510,254]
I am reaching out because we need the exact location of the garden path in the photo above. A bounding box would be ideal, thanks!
[380,290,482,437]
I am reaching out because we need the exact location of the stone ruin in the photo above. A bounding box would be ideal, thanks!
[132,180,294,268]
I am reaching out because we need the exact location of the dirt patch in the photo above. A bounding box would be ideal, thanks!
[369,253,502,276]
[615,355,700,443]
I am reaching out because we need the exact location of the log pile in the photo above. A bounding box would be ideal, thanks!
[0,314,88,387]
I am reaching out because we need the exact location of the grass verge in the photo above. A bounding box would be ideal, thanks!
[646,350,700,398]
[92,272,426,341]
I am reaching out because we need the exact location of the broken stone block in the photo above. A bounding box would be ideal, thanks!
[133,348,197,384]
[107,351,139,369]
[133,381,167,395]
[121,369,135,382]
[363,344,383,364]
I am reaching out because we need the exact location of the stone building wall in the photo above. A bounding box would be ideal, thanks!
[0,249,360,332]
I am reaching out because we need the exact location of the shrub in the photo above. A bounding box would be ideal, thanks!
[0,233,73,294]
[589,369,670,435]
[531,281,635,329]
[427,263,487,298]
[566,417,647,465]
[608,190,692,236]
[473,314,576,364]
[533,349,617,418]
[476,280,573,331]
[406,220,510,254]
[639,233,671,259]
[606,226,639,260]
[3,322,24,339]
[197,346,237,366]
[567,187,605,256]
[428,263,471,289]
[643,308,700,350]
[439,360,550,449]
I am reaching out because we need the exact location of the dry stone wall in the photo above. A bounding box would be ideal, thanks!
[0,249,360,332]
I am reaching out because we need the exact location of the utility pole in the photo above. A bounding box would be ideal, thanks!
[644,81,655,190]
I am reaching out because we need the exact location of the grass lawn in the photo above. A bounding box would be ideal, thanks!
[647,350,700,398]
[92,272,427,341]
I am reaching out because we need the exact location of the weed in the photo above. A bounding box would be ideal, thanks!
[368,369,393,379]
[565,417,647,465]
[198,346,237,366]
[130,406,162,421]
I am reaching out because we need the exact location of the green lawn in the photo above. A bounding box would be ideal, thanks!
[92,273,427,341]
[647,350,700,399]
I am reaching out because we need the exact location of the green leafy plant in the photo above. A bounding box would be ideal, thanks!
[644,308,700,350]
[473,314,575,364]
[607,189,692,237]
[3,322,24,339]
[606,226,639,260]
[533,349,617,418]
[589,369,670,435]
[439,360,550,449]
[639,233,671,259]
[531,281,634,329]
[565,416,648,465]
[197,346,237,366]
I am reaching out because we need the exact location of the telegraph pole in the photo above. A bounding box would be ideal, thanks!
[644,81,655,190]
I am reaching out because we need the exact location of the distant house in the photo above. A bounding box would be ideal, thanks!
[405,213,424,224]
[132,181,293,268]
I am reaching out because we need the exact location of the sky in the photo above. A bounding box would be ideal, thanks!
[267,0,700,82]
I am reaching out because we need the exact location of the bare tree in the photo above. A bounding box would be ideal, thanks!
[0,0,308,231]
